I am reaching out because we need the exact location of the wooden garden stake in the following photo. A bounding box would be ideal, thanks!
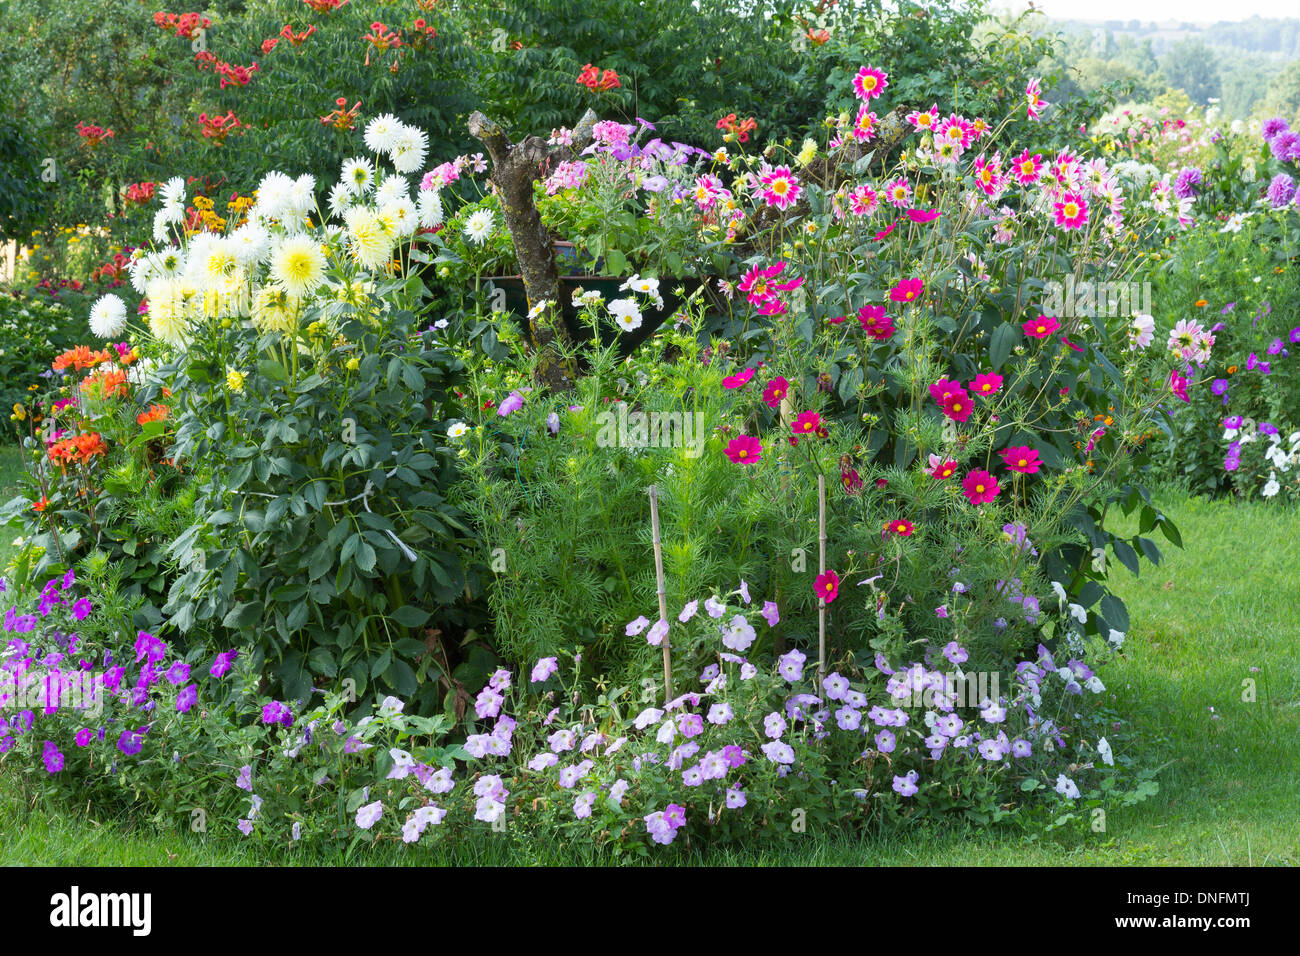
[648,485,673,702]
[817,473,827,685]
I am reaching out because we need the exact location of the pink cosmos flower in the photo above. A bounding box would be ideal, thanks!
[1169,369,1190,402]
[883,519,914,537]
[791,410,821,435]
[1053,191,1088,230]
[962,469,1001,505]
[888,278,924,303]
[759,165,801,209]
[906,207,940,223]
[1000,446,1042,474]
[939,388,974,423]
[849,185,878,216]
[884,177,912,208]
[724,435,762,464]
[762,376,789,408]
[722,366,755,389]
[852,106,878,141]
[1023,315,1060,338]
[1025,77,1050,120]
[852,66,888,100]
[906,105,939,131]
[857,305,893,340]
[928,457,958,480]
[970,372,1003,396]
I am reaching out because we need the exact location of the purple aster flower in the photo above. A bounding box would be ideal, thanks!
[1269,130,1299,161]
[1267,173,1296,209]
[1262,117,1290,142]
[1172,166,1201,199]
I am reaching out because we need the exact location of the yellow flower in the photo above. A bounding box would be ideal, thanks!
[346,356,361,371]
[226,369,245,393]
[12,404,26,421]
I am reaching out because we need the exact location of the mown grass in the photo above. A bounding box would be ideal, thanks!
[2,450,1296,865]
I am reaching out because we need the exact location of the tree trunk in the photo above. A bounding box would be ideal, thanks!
[467,109,598,394]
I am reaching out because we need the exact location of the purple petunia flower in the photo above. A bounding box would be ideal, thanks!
[210,649,239,678]
[497,390,525,417]
[176,684,197,713]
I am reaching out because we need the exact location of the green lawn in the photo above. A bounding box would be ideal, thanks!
[2,453,1297,865]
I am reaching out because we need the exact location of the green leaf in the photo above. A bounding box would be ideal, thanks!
[989,323,1018,370]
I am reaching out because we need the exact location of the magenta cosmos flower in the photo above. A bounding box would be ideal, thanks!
[858,305,894,340]
[962,469,1001,505]
[970,372,1003,396]
[1022,315,1060,338]
[1000,446,1042,474]
[791,410,821,435]
[724,435,762,464]
[721,366,755,389]
[852,65,888,100]
[813,570,840,603]
[888,278,924,303]
[762,376,789,408]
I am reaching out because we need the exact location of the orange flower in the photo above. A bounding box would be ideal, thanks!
[80,368,129,401]
[1194,299,1208,307]
[49,431,108,465]
[53,346,114,373]
[32,497,50,513]
[1227,365,1237,375]
[137,404,169,425]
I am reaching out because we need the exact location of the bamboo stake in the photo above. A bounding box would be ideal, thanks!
[817,473,827,685]
[648,485,673,702]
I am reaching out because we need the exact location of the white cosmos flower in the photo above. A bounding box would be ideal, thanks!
[381,196,418,237]
[447,421,469,439]
[287,174,317,217]
[89,294,127,339]
[416,188,443,228]
[253,170,295,220]
[159,176,187,208]
[364,113,402,154]
[230,223,271,268]
[340,157,375,195]
[153,206,183,243]
[463,209,495,244]
[327,182,353,219]
[375,176,409,208]
[608,297,642,331]
[389,125,429,174]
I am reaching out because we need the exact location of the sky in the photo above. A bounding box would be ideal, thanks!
[991,0,1300,23]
